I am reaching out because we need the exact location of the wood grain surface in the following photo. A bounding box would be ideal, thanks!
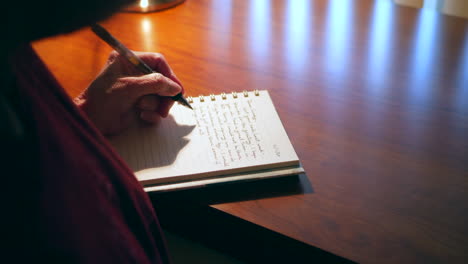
[33,0,468,263]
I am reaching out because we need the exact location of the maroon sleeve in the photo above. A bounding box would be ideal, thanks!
[8,45,171,263]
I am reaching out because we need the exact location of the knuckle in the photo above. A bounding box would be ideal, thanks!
[108,51,119,60]
[106,51,120,65]
[153,53,166,64]
[151,73,165,83]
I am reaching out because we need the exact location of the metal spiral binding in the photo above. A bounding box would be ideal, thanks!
[191,90,260,103]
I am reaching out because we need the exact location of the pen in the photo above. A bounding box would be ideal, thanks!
[90,23,193,110]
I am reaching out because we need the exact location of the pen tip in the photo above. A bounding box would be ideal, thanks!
[172,93,193,110]
[184,101,194,110]
[179,97,193,110]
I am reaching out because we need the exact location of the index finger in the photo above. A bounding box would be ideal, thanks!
[134,52,185,94]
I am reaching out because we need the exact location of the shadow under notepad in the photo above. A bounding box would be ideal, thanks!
[109,114,195,172]
[149,173,313,206]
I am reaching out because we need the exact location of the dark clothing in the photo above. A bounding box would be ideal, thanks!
[1,45,169,263]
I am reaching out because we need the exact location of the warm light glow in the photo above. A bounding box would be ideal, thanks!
[142,18,151,33]
[140,0,149,9]
[141,18,153,50]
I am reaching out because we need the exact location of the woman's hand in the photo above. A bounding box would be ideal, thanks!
[75,51,183,136]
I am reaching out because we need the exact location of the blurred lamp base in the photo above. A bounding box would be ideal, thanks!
[125,0,186,13]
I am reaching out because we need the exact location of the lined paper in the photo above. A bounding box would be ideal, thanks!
[109,90,300,186]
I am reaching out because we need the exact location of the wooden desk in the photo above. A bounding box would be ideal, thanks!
[33,0,468,263]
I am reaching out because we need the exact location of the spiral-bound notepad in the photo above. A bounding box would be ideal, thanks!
[109,90,303,192]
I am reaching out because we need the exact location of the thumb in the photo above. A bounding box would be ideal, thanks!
[119,73,182,101]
